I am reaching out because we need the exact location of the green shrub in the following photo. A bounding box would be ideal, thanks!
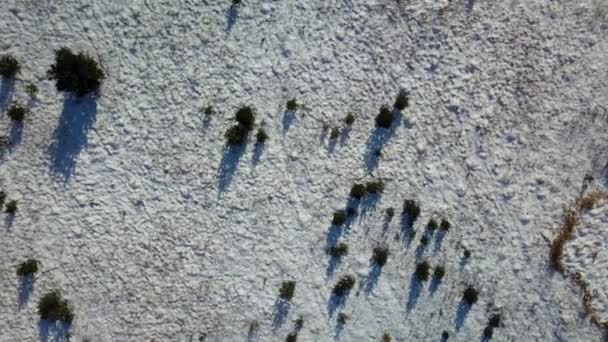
[5,200,17,214]
[375,106,392,128]
[224,125,247,145]
[286,98,298,112]
[286,333,297,342]
[415,261,430,281]
[332,210,347,225]
[330,243,348,258]
[330,127,340,140]
[279,281,296,301]
[47,47,105,96]
[442,331,449,340]
[202,105,214,116]
[420,236,429,246]
[256,128,268,144]
[7,104,26,122]
[427,218,438,231]
[38,290,74,323]
[344,113,355,125]
[463,249,471,259]
[463,286,478,305]
[26,83,38,98]
[332,275,355,296]
[433,265,445,280]
[372,247,389,266]
[235,106,255,130]
[16,259,39,277]
[403,199,420,222]
[393,91,409,111]
[382,333,392,342]
[337,313,348,325]
[350,184,366,199]
[366,180,384,194]
[385,207,395,219]
[0,55,20,78]
[440,218,451,231]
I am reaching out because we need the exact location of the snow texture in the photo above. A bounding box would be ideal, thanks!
[1,0,608,341]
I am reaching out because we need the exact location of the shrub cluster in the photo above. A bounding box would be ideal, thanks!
[332,275,355,296]
[286,333,297,342]
[256,128,268,144]
[426,218,438,231]
[385,207,395,219]
[286,98,298,112]
[16,259,39,277]
[7,104,26,122]
[225,106,256,145]
[0,54,20,78]
[365,180,384,194]
[372,247,389,266]
[403,199,421,222]
[350,184,366,199]
[382,333,392,342]
[47,47,105,96]
[375,106,393,128]
[330,127,340,140]
[393,90,409,111]
[440,218,451,231]
[329,243,348,258]
[279,281,296,301]
[415,261,430,281]
[433,265,445,280]
[38,290,74,323]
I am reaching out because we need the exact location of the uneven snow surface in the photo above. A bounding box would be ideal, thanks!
[1,0,608,341]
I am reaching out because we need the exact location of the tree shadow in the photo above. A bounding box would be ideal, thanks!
[10,121,23,147]
[39,320,71,342]
[429,277,442,295]
[434,231,447,253]
[381,220,390,236]
[225,6,238,33]
[327,293,349,318]
[6,212,15,227]
[0,136,10,160]
[272,298,291,331]
[327,138,337,154]
[49,95,98,181]
[414,242,428,260]
[252,142,264,166]
[339,127,351,146]
[334,320,346,340]
[246,321,259,342]
[399,213,416,248]
[18,274,35,308]
[363,263,382,296]
[217,141,247,196]
[325,255,343,280]
[364,111,402,171]
[282,111,296,134]
[325,224,343,251]
[405,273,423,315]
[454,300,472,331]
[359,194,380,221]
[0,78,15,111]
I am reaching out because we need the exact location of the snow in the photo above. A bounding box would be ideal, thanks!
[1,0,608,341]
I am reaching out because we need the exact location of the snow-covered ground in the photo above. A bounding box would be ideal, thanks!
[1,0,608,341]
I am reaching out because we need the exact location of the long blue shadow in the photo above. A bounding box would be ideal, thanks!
[327,293,349,318]
[39,320,71,342]
[455,300,472,331]
[282,111,296,134]
[272,298,291,331]
[363,263,382,296]
[364,110,402,170]
[18,275,35,308]
[405,273,423,315]
[49,95,98,181]
[226,6,238,33]
[217,141,247,195]
[0,78,14,110]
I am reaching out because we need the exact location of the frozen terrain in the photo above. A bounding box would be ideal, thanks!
[1,0,608,341]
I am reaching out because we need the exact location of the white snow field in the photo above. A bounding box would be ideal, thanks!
[1,0,608,341]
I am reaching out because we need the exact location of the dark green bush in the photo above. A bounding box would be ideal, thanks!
[332,210,347,225]
[427,218,438,231]
[286,98,298,112]
[225,125,247,145]
[0,55,20,78]
[382,333,392,342]
[47,47,105,96]
[415,261,430,281]
[38,290,74,323]
[463,249,471,259]
[375,106,392,128]
[332,275,355,296]
[393,91,409,111]
[350,184,366,199]
[7,104,26,122]
[463,286,478,305]
[286,333,297,342]
[235,106,255,129]
[330,127,340,140]
[442,331,449,340]
[403,199,420,222]
[386,207,395,219]
[372,247,389,266]
[330,243,348,258]
[5,200,17,214]
[488,314,500,328]
[344,113,355,125]
[279,281,296,301]
[337,313,348,325]
[366,180,384,194]
[440,218,451,231]
[433,265,445,280]
[16,259,39,277]
[256,128,268,144]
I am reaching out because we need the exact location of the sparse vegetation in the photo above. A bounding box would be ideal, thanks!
[7,104,26,122]
[426,218,438,231]
[332,210,347,225]
[225,125,247,145]
[330,127,340,140]
[279,281,296,301]
[488,314,500,328]
[365,180,384,194]
[202,105,214,116]
[5,200,17,214]
[440,218,451,231]
[372,247,389,266]
[337,313,348,325]
[382,333,392,342]
[332,275,355,296]
[463,249,471,259]
[386,207,395,219]
[16,259,39,277]
[26,83,38,98]
[286,333,297,342]
[415,261,430,281]
[433,265,445,280]
[256,128,268,144]
[344,113,355,125]
[47,47,105,96]
[286,98,298,112]
[0,54,20,78]
[38,290,74,323]
[463,286,479,305]
[350,184,366,199]
[375,106,393,129]
[330,243,348,258]
[235,106,255,129]
[403,199,421,222]
[393,90,409,111]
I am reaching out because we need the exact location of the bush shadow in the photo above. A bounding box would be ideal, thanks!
[49,95,98,181]
[429,277,442,295]
[272,298,291,331]
[18,275,35,308]
[282,111,296,134]
[39,320,71,342]
[363,263,382,296]
[364,111,401,171]
[10,121,23,147]
[359,194,380,221]
[434,231,447,253]
[226,6,238,33]
[0,78,14,111]
[6,212,15,227]
[325,255,343,280]
[251,142,264,166]
[399,213,417,248]
[327,293,349,318]
[454,300,472,331]
[405,273,423,315]
[339,126,351,146]
[217,141,247,196]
